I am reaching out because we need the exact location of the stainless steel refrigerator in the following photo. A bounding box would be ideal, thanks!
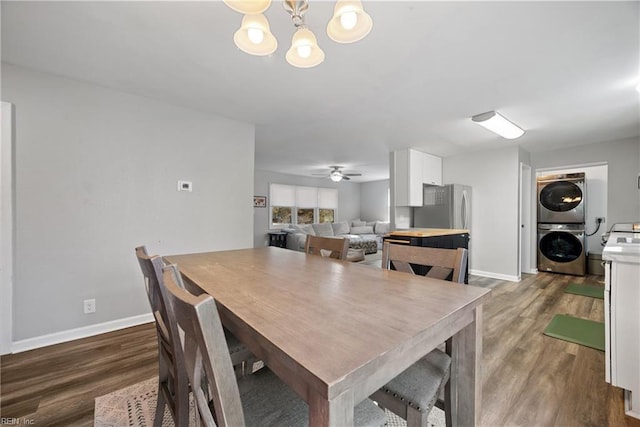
[413,184,472,230]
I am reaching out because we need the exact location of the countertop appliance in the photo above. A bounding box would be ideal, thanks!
[537,173,585,224]
[603,222,640,420]
[537,223,586,276]
[413,184,471,230]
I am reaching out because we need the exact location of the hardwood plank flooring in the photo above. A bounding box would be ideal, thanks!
[1,272,639,426]
[1,323,158,426]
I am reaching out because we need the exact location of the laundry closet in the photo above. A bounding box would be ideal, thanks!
[536,165,608,276]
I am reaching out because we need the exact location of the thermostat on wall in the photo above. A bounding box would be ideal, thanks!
[178,180,192,192]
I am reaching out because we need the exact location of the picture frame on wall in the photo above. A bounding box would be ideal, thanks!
[253,196,267,208]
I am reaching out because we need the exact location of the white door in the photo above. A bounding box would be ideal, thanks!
[519,163,532,276]
[1,101,14,354]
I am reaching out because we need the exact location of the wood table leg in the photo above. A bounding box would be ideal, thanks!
[309,388,354,427]
[450,305,483,427]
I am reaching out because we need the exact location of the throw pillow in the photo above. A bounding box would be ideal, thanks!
[351,219,366,227]
[350,225,374,234]
[331,221,350,235]
[312,222,334,237]
[295,224,315,235]
[374,221,390,234]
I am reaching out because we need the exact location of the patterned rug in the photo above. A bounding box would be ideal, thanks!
[94,377,445,426]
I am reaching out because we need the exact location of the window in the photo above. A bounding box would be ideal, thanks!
[270,184,295,228]
[318,188,338,223]
[272,207,292,226]
[297,209,314,224]
[269,184,338,229]
[319,209,334,223]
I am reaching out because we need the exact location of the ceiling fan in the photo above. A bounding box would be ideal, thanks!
[313,166,362,182]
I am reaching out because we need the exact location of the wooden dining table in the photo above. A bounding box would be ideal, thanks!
[164,247,491,427]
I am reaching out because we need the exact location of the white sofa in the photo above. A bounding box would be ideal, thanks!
[282,220,390,254]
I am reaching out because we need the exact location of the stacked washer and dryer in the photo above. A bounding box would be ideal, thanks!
[537,173,587,276]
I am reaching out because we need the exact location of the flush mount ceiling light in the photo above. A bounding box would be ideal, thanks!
[224,0,373,68]
[471,111,525,140]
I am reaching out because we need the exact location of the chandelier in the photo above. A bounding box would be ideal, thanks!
[223,0,373,68]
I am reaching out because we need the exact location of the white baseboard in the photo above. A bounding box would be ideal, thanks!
[10,313,154,354]
[470,269,521,282]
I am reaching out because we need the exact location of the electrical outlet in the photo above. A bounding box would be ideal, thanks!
[177,180,193,192]
[83,299,96,314]
[596,217,605,224]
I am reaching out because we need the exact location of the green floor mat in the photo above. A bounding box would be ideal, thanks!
[543,314,605,351]
[565,283,604,299]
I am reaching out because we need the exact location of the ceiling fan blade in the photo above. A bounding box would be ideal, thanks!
[312,173,328,176]
[342,176,351,180]
[344,173,362,176]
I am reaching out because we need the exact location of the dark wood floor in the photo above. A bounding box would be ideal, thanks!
[2,272,640,426]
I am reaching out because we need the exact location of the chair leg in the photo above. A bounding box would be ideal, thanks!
[444,382,452,427]
[174,369,190,427]
[445,337,453,427]
[406,405,429,427]
[153,379,167,427]
[154,353,170,427]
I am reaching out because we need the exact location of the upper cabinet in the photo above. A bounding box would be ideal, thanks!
[422,151,442,186]
[393,149,442,206]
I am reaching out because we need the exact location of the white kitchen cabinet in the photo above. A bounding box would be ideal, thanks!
[394,149,442,206]
[604,231,640,420]
[422,152,442,186]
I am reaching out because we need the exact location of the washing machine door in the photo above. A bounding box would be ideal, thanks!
[538,179,584,223]
[539,230,583,263]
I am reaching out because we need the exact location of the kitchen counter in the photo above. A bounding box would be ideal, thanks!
[603,231,640,264]
[386,228,470,238]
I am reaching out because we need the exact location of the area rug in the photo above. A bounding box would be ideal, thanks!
[543,314,605,351]
[95,377,445,426]
[564,283,604,299]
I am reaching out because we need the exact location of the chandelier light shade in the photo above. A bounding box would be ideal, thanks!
[471,111,525,140]
[233,14,278,56]
[286,27,325,68]
[224,0,372,68]
[223,0,272,15]
[326,0,373,44]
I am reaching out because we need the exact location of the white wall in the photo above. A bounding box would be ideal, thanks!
[3,64,255,345]
[531,137,640,230]
[444,146,521,281]
[253,170,361,247]
[360,179,389,222]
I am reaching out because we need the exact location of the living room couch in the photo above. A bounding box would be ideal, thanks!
[282,220,390,254]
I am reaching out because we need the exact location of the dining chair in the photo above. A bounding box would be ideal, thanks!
[135,247,189,427]
[160,262,388,427]
[370,242,469,427]
[135,246,255,426]
[304,234,349,260]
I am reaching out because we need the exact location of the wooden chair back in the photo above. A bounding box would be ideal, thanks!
[381,242,468,283]
[162,264,246,427]
[135,246,170,339]
[135,246,190,426]
[304,235,349,260]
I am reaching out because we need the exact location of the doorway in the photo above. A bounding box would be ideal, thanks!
[519,162,532,276]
